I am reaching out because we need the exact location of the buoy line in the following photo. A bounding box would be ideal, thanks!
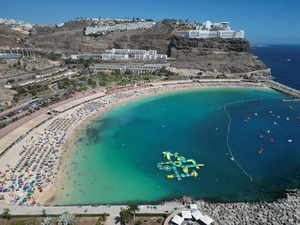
[224,101,253,182]
[223,96,292,181]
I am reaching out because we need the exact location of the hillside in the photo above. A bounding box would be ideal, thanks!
[0,19,269,77]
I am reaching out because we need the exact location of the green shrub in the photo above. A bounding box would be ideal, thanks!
[157,218,163,223]
[135,220,142,225]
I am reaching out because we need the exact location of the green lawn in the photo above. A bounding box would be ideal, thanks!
[36,89,54,97]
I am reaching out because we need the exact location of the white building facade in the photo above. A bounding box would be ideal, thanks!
[68,48,167,61]
[176,21,244,39]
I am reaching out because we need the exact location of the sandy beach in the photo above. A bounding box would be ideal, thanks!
[0,80,268,207]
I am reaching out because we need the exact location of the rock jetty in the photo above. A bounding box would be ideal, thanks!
[193,190,300,224]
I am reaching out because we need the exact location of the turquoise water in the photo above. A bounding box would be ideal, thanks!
[53,88,300,205]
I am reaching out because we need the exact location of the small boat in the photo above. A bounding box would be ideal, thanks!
[274,122,277,125]
[289,106,292,109]
[269,138,274,143]
[244,119,248,122]
[259,134,263,138]
[286,117,289,121]
[254,113,258,116]
[269,110,273,114]
[247,116,251,120]
[267,130,271,133]
[167,174,174,179]
[258,148,263,154]
[288,139,292,143]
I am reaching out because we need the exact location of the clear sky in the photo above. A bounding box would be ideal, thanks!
[2,0,300,44]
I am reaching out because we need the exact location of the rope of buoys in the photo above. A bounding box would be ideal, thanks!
[222,96,290,181]
[224,102,253,182]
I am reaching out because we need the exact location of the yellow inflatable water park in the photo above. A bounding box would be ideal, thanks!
[157,152,204,180]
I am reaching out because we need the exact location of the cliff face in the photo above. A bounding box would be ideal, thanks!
[167,36,268,75]
[168,36,250,53]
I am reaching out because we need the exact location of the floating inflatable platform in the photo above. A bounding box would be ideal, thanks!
[157,152,204,180]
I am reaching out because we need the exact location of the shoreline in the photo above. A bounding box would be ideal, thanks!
[0,80,293,207]
[42,82,271,205]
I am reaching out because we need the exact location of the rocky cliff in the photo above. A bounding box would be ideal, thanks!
[0,20,269,77]
[167,36,268,75]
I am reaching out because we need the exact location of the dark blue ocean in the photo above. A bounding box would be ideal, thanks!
[251,45,300,90]
[53,45,300,205]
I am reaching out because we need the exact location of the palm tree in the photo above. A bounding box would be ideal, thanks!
[41,217,52,225]
[41,209,47,217]
[56,211,76,225]
[98,213,107,222]
[119,209,132,225]
[1,208,11,220]
[128,201,140,220]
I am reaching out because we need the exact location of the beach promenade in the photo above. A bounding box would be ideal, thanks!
[0,80,300,224]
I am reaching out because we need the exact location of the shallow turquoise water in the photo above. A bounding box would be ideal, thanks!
[53,88,300,205]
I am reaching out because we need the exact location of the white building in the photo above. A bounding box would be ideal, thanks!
[68,48,167,61]
[176,21,244,39]
[101,53,129,61]
[104,48,167,60]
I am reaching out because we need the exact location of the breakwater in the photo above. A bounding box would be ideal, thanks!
[194,189,300,224]
[265,80,300,99]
